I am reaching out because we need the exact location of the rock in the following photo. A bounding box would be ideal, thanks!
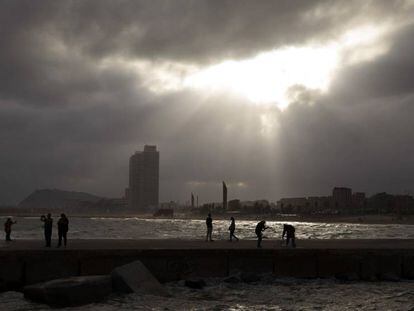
[335,272,360,281]
[111,260,169,297]
[184,279,206,289]
[380,273,400,281]
[223,276,241,284]
[240,272,261,283]
[23,275,112,307]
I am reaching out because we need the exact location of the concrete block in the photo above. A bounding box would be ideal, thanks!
[25,254,79,284]
[80,255,137,276]
[139,257,169,282]
[24,275,112,307]
[111,260,169,296]
[274,251,317,278]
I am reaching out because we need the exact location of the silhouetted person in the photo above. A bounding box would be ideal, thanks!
[41,214,53,247]
[206,213,213,241]
[4,218,16,241]
[282,224,296,248]
[255,220,268,248]
[228,217,239,241]
[57,214,69,247]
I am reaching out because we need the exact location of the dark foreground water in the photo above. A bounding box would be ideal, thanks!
[1,217,414,240]
[1,277,414,310]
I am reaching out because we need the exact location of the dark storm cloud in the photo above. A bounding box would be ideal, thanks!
[1,0,414,204]
[330,23,414,102]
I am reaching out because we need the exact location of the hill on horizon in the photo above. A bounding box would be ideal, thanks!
[18,189,103,209]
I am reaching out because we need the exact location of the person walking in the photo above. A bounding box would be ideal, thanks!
[228,217,239,241]
[57,214,69,247]
[282,224,296,248]
[255,220,268,248]
[4,218,16,241]
[41,213,53,247]
[206,213,213,241]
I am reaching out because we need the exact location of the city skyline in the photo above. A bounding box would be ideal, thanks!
[1,1,414,205]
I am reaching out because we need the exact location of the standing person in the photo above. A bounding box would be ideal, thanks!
[282,224,296,248]
[4,218,16,241]
[41,213,53,247]
[255,220,268,248]
[228,217,239,241]
[205,213,213,242]
[57,214,69,248]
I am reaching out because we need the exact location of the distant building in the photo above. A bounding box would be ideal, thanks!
[228,199,241,210]
[277,197,308,213]
[223,181,227,210]
[128,145,159,210]
[308,196,332,212]
[332,187,352,209]
[352,192,366,210]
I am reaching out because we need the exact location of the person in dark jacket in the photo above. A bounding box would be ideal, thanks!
[255,220,268,248]
[228,217,239,241]
[4,218,16,241]
[41,213,53,247]
[206,213,213,241]
[57,214,69,247]
[282,224,296,248]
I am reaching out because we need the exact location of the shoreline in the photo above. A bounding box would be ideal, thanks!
[1,213,414,225]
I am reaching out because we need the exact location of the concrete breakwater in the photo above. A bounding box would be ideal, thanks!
[1,239,414,289]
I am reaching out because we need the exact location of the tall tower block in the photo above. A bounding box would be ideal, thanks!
[128,145,159,210]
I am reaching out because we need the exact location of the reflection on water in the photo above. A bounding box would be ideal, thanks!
[1,217,414,240]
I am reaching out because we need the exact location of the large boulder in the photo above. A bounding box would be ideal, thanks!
[240,272,261,283]
[24,275,112,307]
[184,279,206,289]
[111,260,169,297]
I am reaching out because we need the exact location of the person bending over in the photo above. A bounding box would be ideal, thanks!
[255,220,268,248]
[282,224,296,248]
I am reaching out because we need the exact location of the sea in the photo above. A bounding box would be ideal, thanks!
[1,216,414,240]
[1,217,414,310]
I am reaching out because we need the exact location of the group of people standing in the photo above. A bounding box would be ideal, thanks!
[206,213,296,248]
[6,213,294,248]
[4,214,69,247]
[40,213,69,247]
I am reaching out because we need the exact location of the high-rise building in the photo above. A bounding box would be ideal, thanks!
[223,181,227,209]
[128,145,159,210]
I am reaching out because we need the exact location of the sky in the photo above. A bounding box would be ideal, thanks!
[1,0,414,205]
